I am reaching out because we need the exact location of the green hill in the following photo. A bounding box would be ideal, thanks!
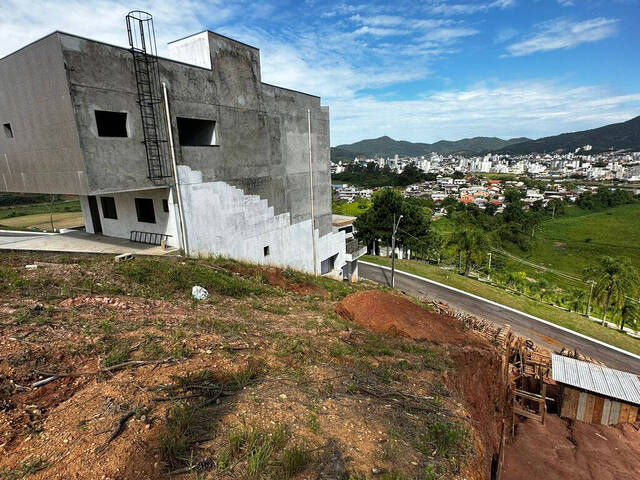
[497,116,640,154]
[331,135,530,160]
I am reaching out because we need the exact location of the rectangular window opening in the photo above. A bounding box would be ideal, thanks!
[95,110,128,137]
[162,199,169,213]
[100,196,118,219]
[263,246,270,257]
[3,123,13,139]
[135,198,156,224]
[176,117,216,146]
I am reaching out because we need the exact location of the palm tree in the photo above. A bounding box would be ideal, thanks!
[447,226,490,277]
[568,288,587,314]
[583,256,640,325]
[621,302,639,333]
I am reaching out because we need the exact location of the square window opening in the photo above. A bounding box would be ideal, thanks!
[135,198,156,224]
[100,196,118,219]
[95,110,128,137]
[263,246,270,257]
[3,123,13,139]
[176,117,216,146]
[162,199,169,213]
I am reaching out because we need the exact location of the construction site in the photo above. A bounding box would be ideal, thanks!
[1,250,639,480]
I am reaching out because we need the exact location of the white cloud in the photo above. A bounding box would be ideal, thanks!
[558,0,575,6]
[0,0,232,58]
[505,17,618,56]
[427,0,516,16]
[328,81,640,144]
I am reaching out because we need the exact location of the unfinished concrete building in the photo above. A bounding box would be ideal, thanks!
[0,13,347,275]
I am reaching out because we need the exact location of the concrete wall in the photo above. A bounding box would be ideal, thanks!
[0,33,88,194]
[178,165,344,274]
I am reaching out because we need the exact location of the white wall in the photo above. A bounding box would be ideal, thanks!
[79,189,179,246]
[177,165,345,274]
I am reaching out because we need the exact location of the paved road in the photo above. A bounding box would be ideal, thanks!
[360,262,640,373]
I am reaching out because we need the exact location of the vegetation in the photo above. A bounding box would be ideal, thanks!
[583,256,639,327]
[354,188,438,257]
[333,163,436,188]
[332,197,371,217]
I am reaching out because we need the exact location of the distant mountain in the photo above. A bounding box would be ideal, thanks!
[497,116,640,154]
[331,135,530,161]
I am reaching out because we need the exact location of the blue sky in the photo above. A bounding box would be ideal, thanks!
[2,0,639,145]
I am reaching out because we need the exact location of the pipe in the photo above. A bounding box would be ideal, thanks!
[162,82,189,256]
[307,108,317,276]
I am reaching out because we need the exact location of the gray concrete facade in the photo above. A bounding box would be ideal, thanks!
[0,29,344,274]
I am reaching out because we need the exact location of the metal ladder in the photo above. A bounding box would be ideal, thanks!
[126,11,170,183]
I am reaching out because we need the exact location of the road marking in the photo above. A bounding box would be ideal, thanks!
[361,260,640,362]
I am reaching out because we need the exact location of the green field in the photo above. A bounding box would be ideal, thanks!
[505,203,640,275]
[0,200,83,232]
[332,200,371,217]
[363,255,640,356]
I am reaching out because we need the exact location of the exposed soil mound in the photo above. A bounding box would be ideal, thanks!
[335,290,484,346]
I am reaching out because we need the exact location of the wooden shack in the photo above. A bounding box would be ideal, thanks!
[552,354,640,426]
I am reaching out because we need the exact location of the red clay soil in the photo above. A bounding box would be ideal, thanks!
[502,415,640,480]
[335,290,485,346]
[336,290,508,479]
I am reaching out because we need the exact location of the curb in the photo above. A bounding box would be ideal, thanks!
[360,260,640,362]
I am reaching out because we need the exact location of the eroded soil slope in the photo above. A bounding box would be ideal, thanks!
[1,252,485,480]
[336,290,509,479]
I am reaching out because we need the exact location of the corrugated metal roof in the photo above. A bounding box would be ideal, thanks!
[552,354,640,405]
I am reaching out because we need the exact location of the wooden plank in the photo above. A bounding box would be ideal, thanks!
[601,399,612,425]
[593,396,605,423]
[618,403,630,424]
[609,401,621,425]
[629,406,638,423]
[561,387,579,419]
[576,392,588,421]
[583,394,595,423]
[514,407,543,422]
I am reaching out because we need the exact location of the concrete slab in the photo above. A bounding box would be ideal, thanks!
[0,230,177,256]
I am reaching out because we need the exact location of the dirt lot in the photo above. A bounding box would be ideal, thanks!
[0,252,486,479]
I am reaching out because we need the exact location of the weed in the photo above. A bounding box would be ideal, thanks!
[280,445,312,476]
[251,299,290,315]
[99,337,130,367]
[307,412,321,434]
[0,456,49,479]
[158,402,214,470]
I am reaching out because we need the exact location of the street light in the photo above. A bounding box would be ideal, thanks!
[391,214,403,288]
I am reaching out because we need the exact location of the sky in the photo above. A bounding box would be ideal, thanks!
[2,0,639,145]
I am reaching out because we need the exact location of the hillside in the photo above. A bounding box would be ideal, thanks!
[497,115,640,154]
[332,135,530,160]
[0,251,503,479]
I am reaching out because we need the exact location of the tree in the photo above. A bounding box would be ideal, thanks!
[354,187,434,257]
[583,256,640,325]
[621,302,639,333]
[447,224,490,276]
[567,288,587,313]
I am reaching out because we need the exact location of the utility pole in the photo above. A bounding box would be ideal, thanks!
[488,252,492,282]
[391,213,403,288]
[586,280,594,318]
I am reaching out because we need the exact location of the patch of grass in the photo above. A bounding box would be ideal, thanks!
[115,258,272,299]
[0,456,49,479]
[158,402,213,470]
[307,411,321,434]
[221,422,299,478]
[99,337,130,368]
[251,299,290,315]
[281,445,312,477]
